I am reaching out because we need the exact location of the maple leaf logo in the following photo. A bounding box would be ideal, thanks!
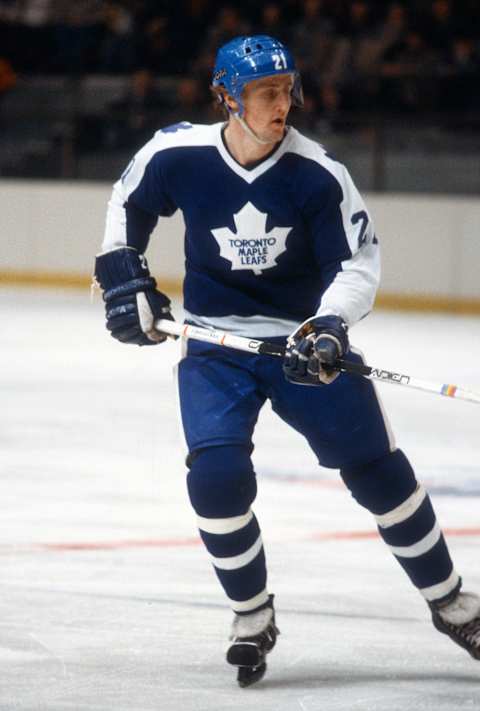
[211,202,292,275]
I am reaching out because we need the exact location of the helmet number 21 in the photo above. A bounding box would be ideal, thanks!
[272,53,287,70]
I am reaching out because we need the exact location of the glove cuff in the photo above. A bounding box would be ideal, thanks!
[291,315,348,356]
[94,247,155,292]
[103,276,156,302]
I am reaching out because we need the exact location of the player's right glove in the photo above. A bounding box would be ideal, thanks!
[94,247,174,346]
[283,315,349,385]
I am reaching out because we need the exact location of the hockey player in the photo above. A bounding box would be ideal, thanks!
[94,35,480,687]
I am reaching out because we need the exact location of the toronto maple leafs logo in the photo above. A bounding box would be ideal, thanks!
[211,202,292,275]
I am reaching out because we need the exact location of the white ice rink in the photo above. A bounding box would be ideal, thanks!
[2,287,480,711]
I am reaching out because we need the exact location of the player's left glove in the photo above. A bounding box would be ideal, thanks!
[283,315,349,385]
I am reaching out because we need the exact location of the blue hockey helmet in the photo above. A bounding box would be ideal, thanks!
[212,35,303,117]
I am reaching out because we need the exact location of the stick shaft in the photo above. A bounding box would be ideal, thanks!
[155,319,480,405]
[157,319,273,355]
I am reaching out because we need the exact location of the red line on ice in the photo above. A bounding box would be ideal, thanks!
[309,527,480,542]
[0,537,201,554]
[2,528,480,555]
[42,537,202,551]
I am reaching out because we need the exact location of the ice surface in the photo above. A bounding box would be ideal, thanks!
[1,288,480,710]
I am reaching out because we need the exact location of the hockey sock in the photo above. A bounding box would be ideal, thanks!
[187,446,269,612]
[341,449,460,603]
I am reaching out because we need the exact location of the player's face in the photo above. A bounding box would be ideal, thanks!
[242,74,293,143]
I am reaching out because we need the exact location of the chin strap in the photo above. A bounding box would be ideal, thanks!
[233,113,273,146]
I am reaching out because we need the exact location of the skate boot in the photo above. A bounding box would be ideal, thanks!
[226,594,280,687]
[430,591,480,660]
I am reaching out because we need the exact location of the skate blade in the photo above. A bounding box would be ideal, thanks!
[468,647,480,661]
[433,615,480,660]
[237,662,267,688]
[227,642,262,668]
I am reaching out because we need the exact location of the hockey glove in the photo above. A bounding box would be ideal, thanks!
[283,315,349,385]
[94,247,174,346]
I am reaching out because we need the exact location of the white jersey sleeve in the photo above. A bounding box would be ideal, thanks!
[313,161,380,327]
[289,130,381,328]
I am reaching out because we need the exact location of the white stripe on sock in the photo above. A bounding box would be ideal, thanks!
[197,510,253,535]
[212,534,263,571]
[388,521,441,558]
[375,484,427,529]
[229,588,270,613]
[420,570,461,602]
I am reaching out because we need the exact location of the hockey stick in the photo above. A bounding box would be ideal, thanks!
[155,319,480,405]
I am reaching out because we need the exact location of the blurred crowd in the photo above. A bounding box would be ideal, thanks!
[1,0,480,123]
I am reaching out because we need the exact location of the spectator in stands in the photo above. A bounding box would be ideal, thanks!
[291,0,336,73]
[136,14,179,74]
[200,5,250,57]
[442,36,480,111]
[459,0,480,35]
[369,2,409,66]
[172,0,215,70]
[450,36,479,75]
[50,1,104,74]
[0,1,20,68]
[0,0,53,72]
[380,28,440,112]
[290,0,343,125]
[105,67,166,148]
[0,0,479,143]
[160,76,212,125]
[190,45,217,87]
[98,1,135,74]
[0,56,16,99]
[422,0,456,54]
[327,1,383,112]
[0,0,16,22]
[330,1,409,114]
[175,76,207,121]
[336,0,376,39]
[255,3,289,45]
[276,0,304,27]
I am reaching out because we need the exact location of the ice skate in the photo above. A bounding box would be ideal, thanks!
[226,595,279,687]
[430,591,480,660]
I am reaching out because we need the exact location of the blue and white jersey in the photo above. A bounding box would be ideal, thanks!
[102,121,380,337]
